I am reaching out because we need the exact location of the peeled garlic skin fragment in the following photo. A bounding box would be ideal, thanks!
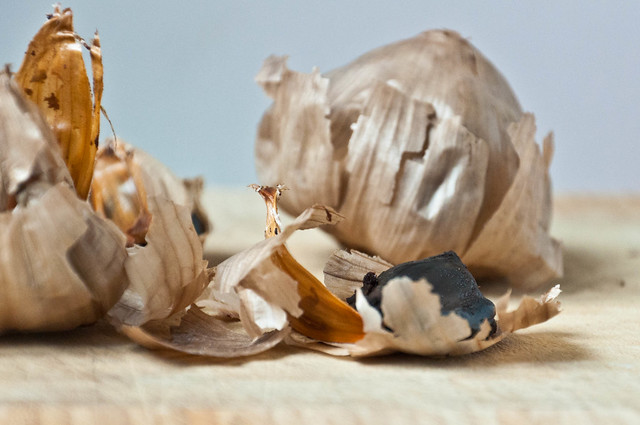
[0,184,128,333]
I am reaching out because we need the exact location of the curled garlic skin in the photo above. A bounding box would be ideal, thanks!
[255,29,562,290]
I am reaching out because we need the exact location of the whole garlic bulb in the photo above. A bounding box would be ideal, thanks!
[255,30,562,290]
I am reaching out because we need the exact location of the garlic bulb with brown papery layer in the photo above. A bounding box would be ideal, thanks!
[0,69,129,333]
[255,29,562,290]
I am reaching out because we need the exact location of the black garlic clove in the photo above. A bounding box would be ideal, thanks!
[348,251,497,338]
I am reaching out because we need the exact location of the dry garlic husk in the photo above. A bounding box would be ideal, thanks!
[14,5,103,200]
[0,69,129,332]
[255,30,562,290]
[90,140,211,327]
[121,186,363,357]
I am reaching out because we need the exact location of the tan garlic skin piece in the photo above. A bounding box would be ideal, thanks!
[255,30,562,290]
[0,70,129,333]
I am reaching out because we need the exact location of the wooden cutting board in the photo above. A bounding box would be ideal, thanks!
[1,189,639,424]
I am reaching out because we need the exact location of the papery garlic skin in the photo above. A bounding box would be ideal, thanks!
[96,140,211,327]
[255,30,562,289]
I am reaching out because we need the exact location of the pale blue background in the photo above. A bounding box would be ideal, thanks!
[2,1,638,193]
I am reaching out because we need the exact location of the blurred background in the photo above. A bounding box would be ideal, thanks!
[1,1,638,193]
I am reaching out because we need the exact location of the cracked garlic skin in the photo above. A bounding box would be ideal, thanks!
[348,251,497,337]
[255,29,562,289]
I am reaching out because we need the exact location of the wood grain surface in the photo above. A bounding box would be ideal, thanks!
[1,188,639,424]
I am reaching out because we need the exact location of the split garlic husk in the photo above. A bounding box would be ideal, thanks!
[121,187,355,357]
[90,139,211,246]
[255,30,562,290]
[0,69,129,332]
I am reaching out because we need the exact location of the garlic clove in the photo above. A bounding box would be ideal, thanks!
[0,183,129,332]
[14,5,103,199]
[204,186,364,344]
[91,139,211,245]
[324,30,522,228]
[332,82,491,261]
[347,251,498,339]
[248,184,365,343]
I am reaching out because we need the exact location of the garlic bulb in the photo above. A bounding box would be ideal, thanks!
[0,69,129,332]
[255,30,562,290]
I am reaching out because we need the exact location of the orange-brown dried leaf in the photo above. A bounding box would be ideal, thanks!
[272,247,364,343]
[252,185,364,343]
[14,6,103,199]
